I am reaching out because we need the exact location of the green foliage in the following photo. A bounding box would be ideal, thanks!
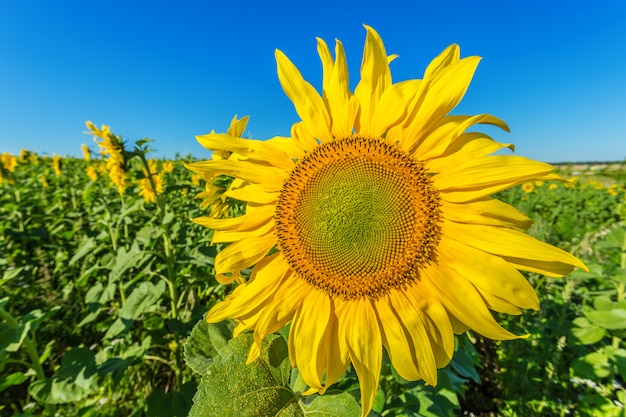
[1,145,625,416]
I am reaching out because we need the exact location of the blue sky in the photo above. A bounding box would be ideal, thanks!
[1,1,624,163]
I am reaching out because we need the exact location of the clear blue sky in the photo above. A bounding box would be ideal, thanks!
[1,1,625,163]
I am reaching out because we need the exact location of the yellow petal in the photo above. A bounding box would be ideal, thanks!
[413,114,509,161]
[196,133,294,171]
[404,286,455,368]
[222,184,279,205]
[427,133,514,174]
[192,204,274,232]
[184,159,286,191]
[331,41,358,138]
[371,80,420,138]
[266,136,305,159]
[401,55,481,152]
[206,253,289,323]
[291,121,319,153]
[441,198,533,230]
[443,221,587,275]
[276,49,331,142]
[422,264,522,340]
[387,291,438,385]
[290,289,331,390]
[318,311,350,393]
[423,44,460,80]
[337,298,382,417]
[374,295,422,381]
[354,25,391,137]
[434,156,555,202]
[213,233,276,275]
[504,257,586,277]
[211,222,275,244]
[438,238,540,311]
[226,115,249,137]
[253,272,306,360]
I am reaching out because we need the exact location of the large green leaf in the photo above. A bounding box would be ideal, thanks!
[104,280,166,339]
[29,347,99,404]
[571,352,612,380]
[184,319,233,375]
[584,308,626,330]
[0,305,60,352]
[109,241,147,282]
[189,332,360,417]
[571,317,606,345]
[146,381,196,417]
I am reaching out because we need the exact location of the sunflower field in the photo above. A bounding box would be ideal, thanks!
[1,132,625,417]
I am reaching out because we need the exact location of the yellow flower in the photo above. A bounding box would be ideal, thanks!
[549,183,558,191]
[96,161,108,175]
[162,161,175,174]
[608,184,619,196]
[1,152,17,172]
[186,27,587,416]
[29,152,39,165]
[41,175,49,188]
[534,180,544,187]
[522,182,534,193]
[86,165,98,182]
[18,149,29,163]
[81,144,92,161]
[138,159,163,203]
[85,121,128,194]
[191,173,203,186]
[52,154,62,176]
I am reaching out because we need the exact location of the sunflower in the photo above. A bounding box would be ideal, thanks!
[81,144,92,162]
[52,154,62,176]
[186,26,586,416]
[522,182,534,193]
[85,121,128,194]
[138,159,164,204]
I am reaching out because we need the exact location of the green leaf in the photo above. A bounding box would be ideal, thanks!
[584,308,626,330]
[146,381,196,417]
[0,371,29,392]
[104,280,166,339]
[184,319,233,375]
[0,267,23,287]
[119,280,166,321]
[569,263,603,280]
[29,347,99,404]
[0,320,32,353]
[109,242,147,282]
[300,391,362,416]
[189,333,302,417]
[69,237,96,266]
[571,352,612,379]
[596,227,625,249]
[593,295,615,311]
[571,321,606,345]
[0,307,60,352]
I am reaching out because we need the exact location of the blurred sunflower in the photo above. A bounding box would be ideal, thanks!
[522,182,534,193]
[85,121,128,194]
[81,144,92,161]
[86,165,98,182]
[138,159,164,204]
[186,26,586,416]
[52,154,62,176]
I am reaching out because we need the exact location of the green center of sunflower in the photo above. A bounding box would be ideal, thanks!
[275,136,442,300]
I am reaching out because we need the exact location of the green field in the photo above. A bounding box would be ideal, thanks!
[1,146,625,417]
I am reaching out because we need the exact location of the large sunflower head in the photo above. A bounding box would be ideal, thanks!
[186,26,586,417]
